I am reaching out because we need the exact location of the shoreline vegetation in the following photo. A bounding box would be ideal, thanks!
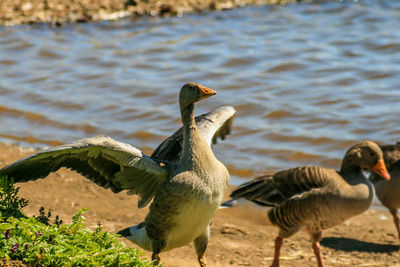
[1,0,303,26]
[0,176,153,267]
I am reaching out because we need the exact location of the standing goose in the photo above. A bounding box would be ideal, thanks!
[0,83,236,266]
[225,141,390,267]
[370,142,400,240]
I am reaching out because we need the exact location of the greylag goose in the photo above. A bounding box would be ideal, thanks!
[370,142,400,239]
[0,83,236,266]
[225,141,390,267]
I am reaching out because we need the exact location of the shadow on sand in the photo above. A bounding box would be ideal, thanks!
[321,237,399,253]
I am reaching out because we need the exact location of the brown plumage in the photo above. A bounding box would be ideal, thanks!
[0,83,236,266]
[370,142,400,240]
[228,141,390,267]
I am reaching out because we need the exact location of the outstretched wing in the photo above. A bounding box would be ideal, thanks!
[152,106,236,162]
[0,135,168,208]
[230,166,337,206]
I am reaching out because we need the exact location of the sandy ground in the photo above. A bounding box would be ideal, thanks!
[0,142,399,267]
[0,0,301,26]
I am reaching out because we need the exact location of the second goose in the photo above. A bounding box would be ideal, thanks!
[225,140,390,267]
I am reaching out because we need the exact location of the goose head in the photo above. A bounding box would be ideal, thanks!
[179,82,216,107]
[345,140,390,180]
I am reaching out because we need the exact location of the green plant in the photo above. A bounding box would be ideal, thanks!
[0,176,28,219]
[0,178,154,266]
[0,208,154,266]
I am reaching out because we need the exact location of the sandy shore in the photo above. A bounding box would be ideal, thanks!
[0,142,399,266]
[1,0,301,26]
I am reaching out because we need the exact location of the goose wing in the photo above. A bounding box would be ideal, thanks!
[151,106,236,162]
[0,135,168,208]
[230,166,339,206]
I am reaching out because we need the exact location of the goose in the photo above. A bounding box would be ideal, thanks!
[0,83,236,266]
[224,141,390,267]
[370,142,400,240]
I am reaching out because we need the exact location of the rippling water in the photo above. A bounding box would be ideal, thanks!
[0,0,400,185]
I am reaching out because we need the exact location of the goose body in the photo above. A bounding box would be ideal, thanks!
[0,83,236,266]
[125,133,227,253]
[144,130,228,252]
[370,142,400,239]
[265,166,375,235]
[226,141,390,267]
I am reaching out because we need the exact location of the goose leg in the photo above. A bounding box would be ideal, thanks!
[311,232,325,267]
[311,242,325,267]
[151,252,161,266]
[198,254,207,267]
[151,240,166,266]
[270,236,283,267]
[194,225,210,267]
[389,208,400,240]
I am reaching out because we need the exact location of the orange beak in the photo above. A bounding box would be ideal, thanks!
[372,159,391,180]
[198,85,216,99]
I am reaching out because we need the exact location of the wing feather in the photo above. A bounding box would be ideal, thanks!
[230,166,338,206]
[0,135,168,207]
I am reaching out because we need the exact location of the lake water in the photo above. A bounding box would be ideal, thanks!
[0,0,399,189]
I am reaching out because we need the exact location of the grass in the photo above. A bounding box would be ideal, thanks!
[0,176,154,266]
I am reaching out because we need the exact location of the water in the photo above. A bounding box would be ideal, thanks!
[0,0,400,185]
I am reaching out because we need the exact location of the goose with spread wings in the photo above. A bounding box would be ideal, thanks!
[224,141,390,267]
[0,83,236,267]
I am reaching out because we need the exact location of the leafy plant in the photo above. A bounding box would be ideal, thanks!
[0,176,28,219]
[0,178,154,266]
[0,209,154,266]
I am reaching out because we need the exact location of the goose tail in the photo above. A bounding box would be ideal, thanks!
[117,222,152,251]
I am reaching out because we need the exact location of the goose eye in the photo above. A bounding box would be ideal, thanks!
[369,152,375,158]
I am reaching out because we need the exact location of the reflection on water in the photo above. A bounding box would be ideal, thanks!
[0,0,400,184]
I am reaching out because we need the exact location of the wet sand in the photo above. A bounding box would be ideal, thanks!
[1,0,300,26]
[0,142,399,266]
